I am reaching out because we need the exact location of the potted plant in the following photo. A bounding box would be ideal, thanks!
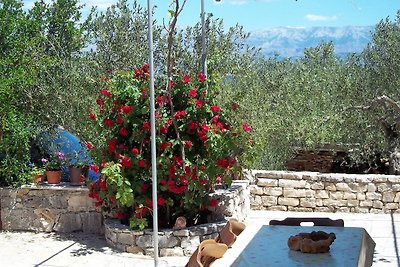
[30,165,45,184]
[68,147,91,185]
[69,161,87,185]
[41,151,66,184]
[87,64,255,229]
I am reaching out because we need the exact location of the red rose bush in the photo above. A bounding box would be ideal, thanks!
[88,64,254,230]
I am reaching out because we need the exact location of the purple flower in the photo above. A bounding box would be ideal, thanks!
[41,158,48,164]
[56,152,66,160]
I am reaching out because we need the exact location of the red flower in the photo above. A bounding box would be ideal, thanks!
[120,156,132,168]
[210,105,220,113]
[142,122,151,130]
[242,123,252,132]
[199,180,207,186]
[201,124,209,132]
[90,164,100,173]
[184,140,192,149]
[88,113,96,120]
[108,139,117,153]
[160,142,171,150]
[145,198,153,208]
[101,89,111,98]
[96,98,104,106]
[142,63,149,73]
[141,88,148,98]
[212,115,219,124]
[98,179,107,190]
[179,176,189,186]
[86,142,94,150]
[195,99,204,108]
[172,156,183,166]
[156,95,164,105]
[209,198,218,207]
[188,121,199,130]
[189,89,197,98]
[140,183,149,193]
[131,147,139,155]
[119,127,129,136]
[182,75,190,83]
[160,125,169,134]
[116,117,124,124]
[174,110,187,120]
[138,159,146,168]
[103,118,113,127]
[158,195,166,206]
[160,179,167,185]
[198,72,207,82]
[121,105,133,114]
[115,211,127,220]
[134,68,142,77]
[217,158,230,169]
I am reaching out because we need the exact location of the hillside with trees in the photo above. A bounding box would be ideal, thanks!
[0,0,399,186]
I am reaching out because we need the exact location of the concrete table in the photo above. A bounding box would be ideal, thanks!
[213,224,375,267]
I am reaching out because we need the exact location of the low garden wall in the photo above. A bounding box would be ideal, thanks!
[0,184,103,234]
[0,180,250,256]
[248,170,400,213]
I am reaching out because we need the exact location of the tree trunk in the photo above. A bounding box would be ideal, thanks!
[390,147,400,175]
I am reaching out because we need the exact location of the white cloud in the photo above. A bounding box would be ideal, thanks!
[80,0,115,10]
[305,14,337,22]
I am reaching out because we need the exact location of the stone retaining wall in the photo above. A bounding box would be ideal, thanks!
[104,180,250,256]
[248,170,400,213]
[105,219,226,257]
[0,184,103,234]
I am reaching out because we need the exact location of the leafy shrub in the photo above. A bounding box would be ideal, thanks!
[87,64,254,229]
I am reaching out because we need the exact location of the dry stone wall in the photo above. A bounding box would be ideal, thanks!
[0,184,103,234]
[248,170,400,213]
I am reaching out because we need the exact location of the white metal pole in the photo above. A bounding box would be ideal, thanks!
[201,0,207,77]
[146,0,159,266]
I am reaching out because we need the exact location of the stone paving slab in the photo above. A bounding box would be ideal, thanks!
[0,231,187,267]
[1,210,400,267]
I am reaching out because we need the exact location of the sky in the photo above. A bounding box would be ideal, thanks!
[23,0,399,32]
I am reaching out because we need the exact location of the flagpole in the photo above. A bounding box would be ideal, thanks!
[146,0,159,266]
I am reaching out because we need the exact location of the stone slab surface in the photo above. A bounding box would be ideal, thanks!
[1,210,400,267]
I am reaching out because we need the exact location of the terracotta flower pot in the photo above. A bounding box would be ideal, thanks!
[46,170,62,184]
[33,174,44,183]
[69,166,83,186]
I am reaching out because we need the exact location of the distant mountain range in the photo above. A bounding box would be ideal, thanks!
[247,26,375,59]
